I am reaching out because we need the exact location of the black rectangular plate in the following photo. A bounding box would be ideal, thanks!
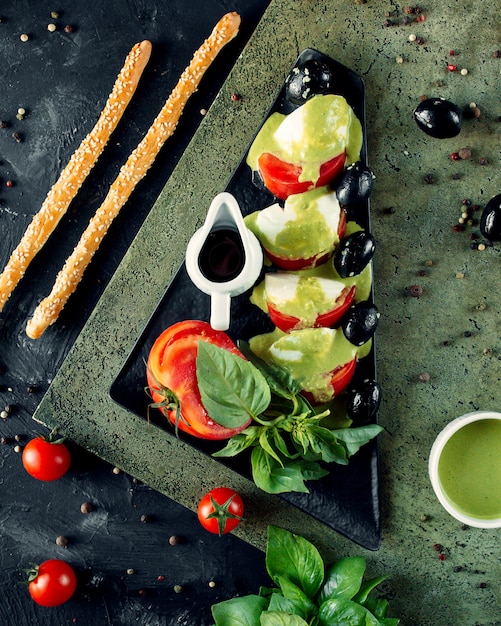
[110,49,381,550]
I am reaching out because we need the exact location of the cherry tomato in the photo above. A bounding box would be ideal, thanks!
[267,285,356,332]
[146,320,252,440]
[22,436,71,481]
[27,559,77,607]
[263,207,347,271]
[197,487,244,535]
[257,151,346,200]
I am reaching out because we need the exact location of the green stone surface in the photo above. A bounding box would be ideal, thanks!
[34,1,501,624]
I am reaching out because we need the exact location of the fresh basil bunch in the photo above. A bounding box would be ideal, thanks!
[211,525,399,626]
[196,341,382,494]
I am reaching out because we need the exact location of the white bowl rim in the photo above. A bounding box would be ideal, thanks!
[428,410,501,528]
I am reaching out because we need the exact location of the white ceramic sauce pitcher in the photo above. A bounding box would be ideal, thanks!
[185,192,263,330]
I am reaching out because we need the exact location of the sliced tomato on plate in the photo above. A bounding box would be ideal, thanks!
[257,151,346,200]
[146,320,251,440]
[268,285,356,332]
[301,356,358,405]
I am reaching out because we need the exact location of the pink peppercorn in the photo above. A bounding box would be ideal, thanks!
[447,63,457,72]
[450,152,460,161]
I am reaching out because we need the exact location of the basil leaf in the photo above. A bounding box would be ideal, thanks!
[318,556,366,604]
[238,340,302,398]
[302,426,348,464]
[212,426,261,458]
[251,447,324,494]
[211,594,269,626]
[317,598,381,626]
[260,612,309,626]
[196,342,271,428]
[266,525,324,601]
[353,576,388,605]
[331,424,383,457]
[267,591,303,616]
[275,575,317,620]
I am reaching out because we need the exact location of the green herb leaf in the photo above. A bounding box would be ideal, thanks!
[260,611,309,626]
[211,594,269,626]
[251,447,327,494]
[353,576,388,605]
[318,556,366,604]
[238,340,302,398]
[275,575,317,620]
[317,598,382,626]
[266,526,324,601]
[213,426,262,458]
[196,342,271,428]
[330,424,383,457]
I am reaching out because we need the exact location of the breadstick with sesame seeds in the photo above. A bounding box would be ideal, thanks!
[26,12,241,339]
[0,40,152,315]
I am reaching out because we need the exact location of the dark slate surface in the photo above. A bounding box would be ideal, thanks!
[0,2,271,624]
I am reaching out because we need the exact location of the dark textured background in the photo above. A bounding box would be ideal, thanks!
[0,2,270,624]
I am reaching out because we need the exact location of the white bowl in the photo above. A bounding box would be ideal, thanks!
[429,410,501,528]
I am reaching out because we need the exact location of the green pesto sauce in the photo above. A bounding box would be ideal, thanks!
[438,419,501,519]
[244,186,342,260]
[249,327,372,403]
[250,221,372,316]
[246,95,362,183]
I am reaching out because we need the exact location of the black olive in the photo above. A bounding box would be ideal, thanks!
[480,193,501,241]
[285,58,333,105]
[346,379,382,424]
[334,230,376,278]
[413,97,462,138]
[342,301,379,346]
[336,161,375,207]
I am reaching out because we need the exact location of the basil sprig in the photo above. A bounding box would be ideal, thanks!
[211,525,400,625]
[196,341,382,494]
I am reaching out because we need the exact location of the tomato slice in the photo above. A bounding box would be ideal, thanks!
[301,356,357,405]
[146,321,251,440]
[257,151,346,200]
[268,285,356,332]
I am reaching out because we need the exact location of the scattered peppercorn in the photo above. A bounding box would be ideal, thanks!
[458,147,471,160]
[140,514,152,523]
[168,535,181,545]
[409,284,423,297]
[433,543,443,552]
[450,152,460,161]
[126,568,135,575]
[479,582,488,589]
[408,33,417,42]
[418,372,431,383]
[424,174,434,184]
[13,445,22,453]
[208,580,217,588]
[112,466,121,475]
[50,11,60,19]
[383,206,396,214]
[20,33,29,42]
[493,50,501,58]
[56,535,69,547]
[0,436,10,444]
[173,584,183,594]
[230,93,241,102]
[0,121,8,129]
[438,553,446,561]
[12,132,22,143]
[5,180,14,187]
[64,24,74,33]
[478,157,488,166]
[157,575,165,581]
[80,502,94,514]
[447,64,457,72]
[416,37,424,45]
[383,19,394,27]
[483,347,493,356]
[453,565,463,572]
[47,23,57,32]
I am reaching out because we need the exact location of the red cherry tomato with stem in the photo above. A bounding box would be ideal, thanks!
[22,433,71,481]
[197,487,244,535]
[27,559,77,607]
